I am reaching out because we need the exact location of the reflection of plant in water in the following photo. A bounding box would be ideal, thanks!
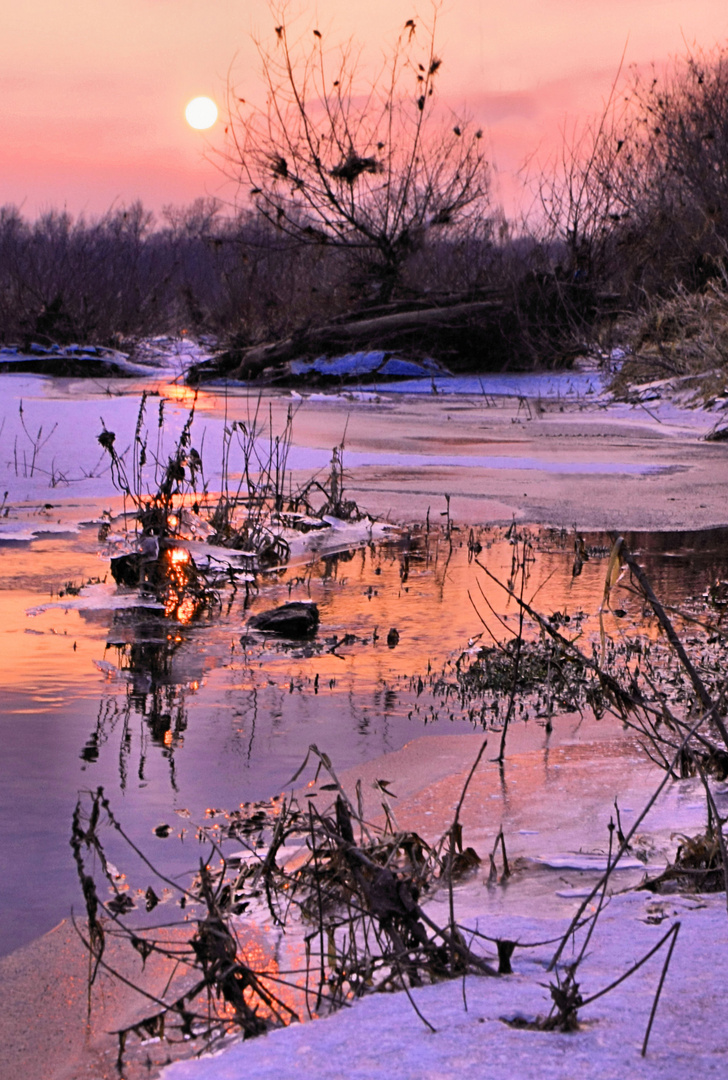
[82,628,194,791]
[157,545,208,623]
[452,638,596,716]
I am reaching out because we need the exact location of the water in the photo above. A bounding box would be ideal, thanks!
[1,368,726,959]
[2,513,728,957]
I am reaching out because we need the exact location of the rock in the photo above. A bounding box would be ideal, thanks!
[110,552,143,587]
[248,602,319,638]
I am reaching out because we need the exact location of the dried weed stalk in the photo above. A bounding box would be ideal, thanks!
[71,745,497,1069]
[96,394,364,618]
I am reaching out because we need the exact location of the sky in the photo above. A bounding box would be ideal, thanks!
[3,1,728,222]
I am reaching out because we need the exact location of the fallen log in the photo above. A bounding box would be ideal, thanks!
[186,275,618,385]
[189,299,507,383]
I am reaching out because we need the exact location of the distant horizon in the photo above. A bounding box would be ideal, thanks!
[4,1,728,221]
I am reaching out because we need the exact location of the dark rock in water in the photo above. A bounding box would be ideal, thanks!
[111,552,144,587]
[248,602,319,638]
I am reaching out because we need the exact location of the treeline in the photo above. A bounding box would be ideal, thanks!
[0,200,512,348]
[3,41,728,378]
[0,200,353,349]
[2,200,605,374]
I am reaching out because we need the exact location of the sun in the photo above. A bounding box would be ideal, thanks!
[185,97,218,130]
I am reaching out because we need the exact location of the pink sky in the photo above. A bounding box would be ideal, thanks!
[3,1,728,220]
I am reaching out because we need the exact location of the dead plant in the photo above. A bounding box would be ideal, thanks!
[70,745,498,1069]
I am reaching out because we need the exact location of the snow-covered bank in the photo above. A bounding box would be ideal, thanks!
[161,889,728,1080]
[0,335,218,379]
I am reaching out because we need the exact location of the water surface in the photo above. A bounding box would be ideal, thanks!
[2,518,727,957]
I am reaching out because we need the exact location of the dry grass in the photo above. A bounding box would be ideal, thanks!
[612,283,728,404]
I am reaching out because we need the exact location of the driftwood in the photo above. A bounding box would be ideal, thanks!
[189,298,506,383]
[187,275,619,384]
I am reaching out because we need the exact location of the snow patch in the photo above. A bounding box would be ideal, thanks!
[160,892,728,1080]
[26,582,165,616]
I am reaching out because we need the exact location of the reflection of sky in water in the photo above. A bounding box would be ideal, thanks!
[3,524,728,958]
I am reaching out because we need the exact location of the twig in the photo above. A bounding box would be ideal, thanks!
[641,922,680,1057]
[548,717,704,971]
[694,759,728,913]
[620,540,728,748]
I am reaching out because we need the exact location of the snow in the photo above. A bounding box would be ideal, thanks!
[0,521,78,541]
[160,890,728,1080]
[289,350,442,379]
[0,335,218,378]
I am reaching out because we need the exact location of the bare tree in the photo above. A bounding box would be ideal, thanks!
[222,5,491,301]
[535,42,728,297]
[610,45,728,290]
[529,47,629,288]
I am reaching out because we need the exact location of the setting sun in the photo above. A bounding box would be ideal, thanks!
[185,96,218,130]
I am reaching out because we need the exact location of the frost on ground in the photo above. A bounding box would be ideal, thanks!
[161,891,728,1080]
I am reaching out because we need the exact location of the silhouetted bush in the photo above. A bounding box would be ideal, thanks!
[537,42,728,301]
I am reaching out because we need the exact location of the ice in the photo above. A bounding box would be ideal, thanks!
[26,582,165,616]
[306,390,382,402]
[371,370,608,397]
[535,853,647,872]
[0,364,716,517]
[324,448,665,475]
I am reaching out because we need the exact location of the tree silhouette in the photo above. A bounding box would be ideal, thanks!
[223,6,491,301]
